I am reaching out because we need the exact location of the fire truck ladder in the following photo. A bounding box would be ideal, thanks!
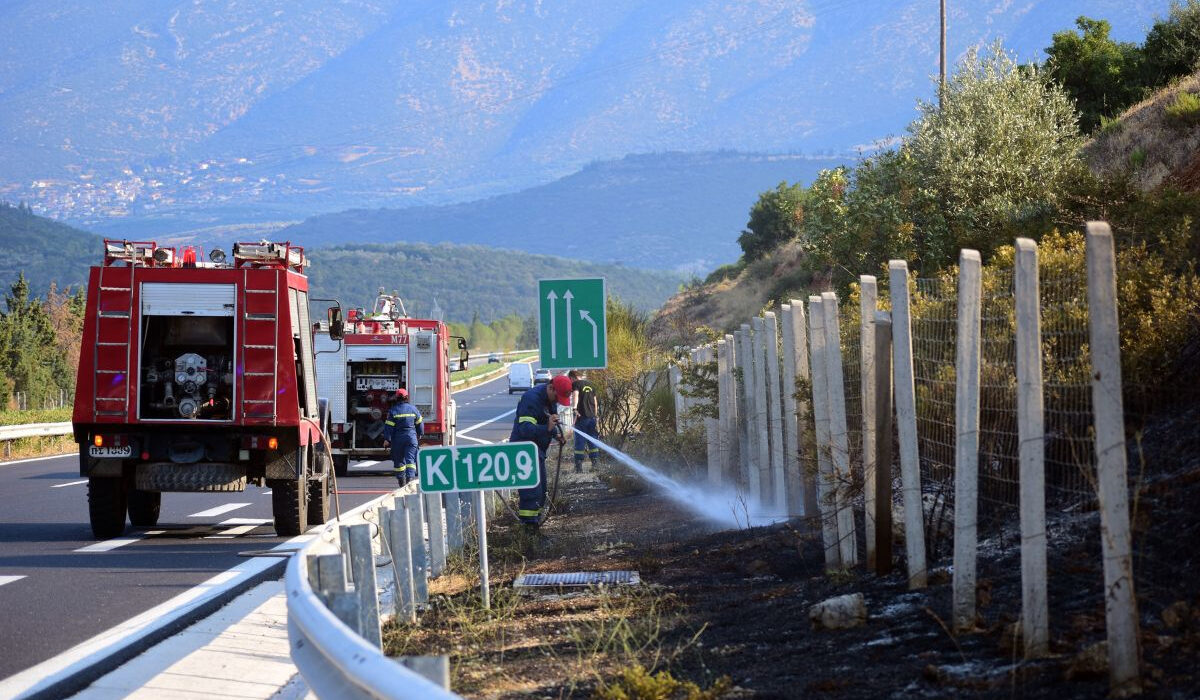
[240,269,279,420]
[93,264,135,418]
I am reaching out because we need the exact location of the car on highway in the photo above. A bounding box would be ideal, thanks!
[487,352,501,364]
[508,363,534,394]
[534,368,553,386]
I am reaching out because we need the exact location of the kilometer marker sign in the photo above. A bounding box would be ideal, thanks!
[418,443,540,493]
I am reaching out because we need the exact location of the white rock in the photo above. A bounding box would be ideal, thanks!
[809,592,867,630]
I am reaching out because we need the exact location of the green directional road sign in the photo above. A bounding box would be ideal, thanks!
[538,277,607,370]
[418,443,541,493]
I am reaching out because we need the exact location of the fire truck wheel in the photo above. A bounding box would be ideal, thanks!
[333,454,349,478]
[307,476,331,525]
[127,489,161,526]
[269,447,309,536]
[88,476,128,539]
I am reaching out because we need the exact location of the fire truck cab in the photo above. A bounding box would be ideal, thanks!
[72,240,337,538]
[314,291,466,476]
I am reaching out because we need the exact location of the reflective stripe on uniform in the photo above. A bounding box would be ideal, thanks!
[385,420,395,426]
[416,416,423,423]
[395,413,416,418]
[518,416,538,425]
[518,509,541,517]
[573,450,586,455]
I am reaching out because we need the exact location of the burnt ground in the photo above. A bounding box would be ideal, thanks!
[383,405,1200,699]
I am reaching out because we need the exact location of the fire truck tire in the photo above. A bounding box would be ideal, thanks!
[270,447,309,536]
[333,454,349,478]
[307,476,331,525]
[127,489,161,526]
[88,476,128,539]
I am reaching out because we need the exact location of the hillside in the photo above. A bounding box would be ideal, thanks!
[307,242,681,323]
[280,152,843,273]
[0,203,96,295]
[1085,70,1200,192]
[0,206,681,322]
[0,1,1166,231]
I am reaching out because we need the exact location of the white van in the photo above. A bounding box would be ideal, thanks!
[507,363,534,394]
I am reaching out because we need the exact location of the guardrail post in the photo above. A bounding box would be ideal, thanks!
[474,491,491,610]
[1015,237,1049,658]
[312,553,359,631]
[873,311,894,576]
[1086,222,1141,695]
[860,276,878,568]
[345,523,382,647]
[390,497,416,623]
[952,250,982,633]
[405,493,429,605]
[764,312,786,512]
[808,296,840,569]
[888,260,928,589]
[821,292,858,567]
[445,492,463,553]
[425,492,447,578]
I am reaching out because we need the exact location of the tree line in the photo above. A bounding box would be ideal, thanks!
[0,275,83,411]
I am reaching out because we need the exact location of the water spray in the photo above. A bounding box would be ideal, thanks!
[573,430,789,529]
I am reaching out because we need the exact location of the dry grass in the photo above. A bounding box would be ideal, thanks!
[2,435,75,461]
[1085,70,1200,191]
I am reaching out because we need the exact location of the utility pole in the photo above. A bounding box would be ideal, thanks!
[939,0,947,109]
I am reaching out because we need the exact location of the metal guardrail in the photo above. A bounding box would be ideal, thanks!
[0,422,71,441]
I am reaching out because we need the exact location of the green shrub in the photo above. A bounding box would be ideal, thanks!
[1164,90,1200,127]
[1130,147,1148,169]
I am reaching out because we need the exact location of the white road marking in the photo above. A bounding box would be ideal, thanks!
[75,531,165,553]
[0,575,26,587]
[457,434,494,445]
[218,518,273,526]
[353,460,379,468]
[0,452,74,467]
[457,408,516,437]
[51,479,89,488]
[188,503,250,518]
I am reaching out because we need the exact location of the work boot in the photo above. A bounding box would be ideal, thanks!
[574,461,584,474]
[404,467,417,484]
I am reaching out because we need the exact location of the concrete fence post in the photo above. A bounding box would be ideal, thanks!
[1015,238,1049,658]
[670,361,685,433]
[750,317,772,505]
[780,304,803,515]
[952,250,983,633]
[789,299,818,518]
[717,337,737,485]
[736,327,757,497]
[860,276,879,568]
[764,312,786,512]
[888,260,928,589]
[821,292,858,567]
[808,296,841,569]
[1086,222,1142,695]
[873,311,894,576]
[703,346,722,486]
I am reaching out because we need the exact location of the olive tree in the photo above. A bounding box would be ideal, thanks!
[907,43,1086,268]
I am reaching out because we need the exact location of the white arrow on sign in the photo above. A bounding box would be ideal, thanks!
[579,309,599,357]
[563,290,574,358]
[546,290,558,359]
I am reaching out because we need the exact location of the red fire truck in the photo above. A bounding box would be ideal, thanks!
[315,291,466,476]
[72,239,341,538]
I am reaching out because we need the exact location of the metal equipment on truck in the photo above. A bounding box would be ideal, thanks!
[315,290,467,476]
[72,239,343,538]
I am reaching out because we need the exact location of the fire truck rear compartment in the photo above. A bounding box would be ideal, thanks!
[139,314,235,420]
[347,360,405,449]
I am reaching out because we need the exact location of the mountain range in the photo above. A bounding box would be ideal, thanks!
[1,0,1170,238]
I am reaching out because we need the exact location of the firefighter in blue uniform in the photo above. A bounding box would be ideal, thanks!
[382,388,423,486]
[509,374,572,526]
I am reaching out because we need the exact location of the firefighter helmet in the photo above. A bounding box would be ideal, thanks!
[393,387,409,401]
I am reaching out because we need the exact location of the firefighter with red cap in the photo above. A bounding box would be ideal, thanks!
[509,372,573,527]
[383,387,423,487]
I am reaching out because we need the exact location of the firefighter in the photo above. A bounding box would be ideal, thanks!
[509,373,572,527]
[568,369,601,472]
[382,388,423,487]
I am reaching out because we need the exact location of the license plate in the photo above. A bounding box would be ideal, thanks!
[89,446,132,458]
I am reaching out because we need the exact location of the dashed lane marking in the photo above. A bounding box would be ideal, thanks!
[188,503,251,518]
[51,479,89,488]
[0,575,26,587]
[204,518,271,539]
[75,531,165,553]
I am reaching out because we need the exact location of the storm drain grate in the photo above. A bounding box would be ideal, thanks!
[513,571,641,588]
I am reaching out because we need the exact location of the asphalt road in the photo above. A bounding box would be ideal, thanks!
[0,366,526,683]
